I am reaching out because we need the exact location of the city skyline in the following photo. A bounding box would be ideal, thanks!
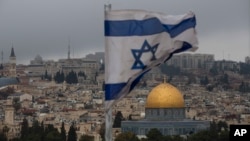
[0,0,249,64]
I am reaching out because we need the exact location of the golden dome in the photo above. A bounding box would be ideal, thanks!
[146,83,184,108]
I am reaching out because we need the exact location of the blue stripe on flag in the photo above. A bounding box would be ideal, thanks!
[105,17,196,37]
[164,41,193,62]
[105,18,164,36]
[105,83,126,100]
[163,17,196,38]
[173,41,193,53]
[129,69,150,92]
[105,70,150,101]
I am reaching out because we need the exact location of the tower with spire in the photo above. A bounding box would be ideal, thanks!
[9,46,16,77]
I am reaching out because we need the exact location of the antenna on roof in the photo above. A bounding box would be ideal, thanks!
[68,37,71,59]
[1,50,3,64]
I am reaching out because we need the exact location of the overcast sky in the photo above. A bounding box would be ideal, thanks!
[0,0,249,64]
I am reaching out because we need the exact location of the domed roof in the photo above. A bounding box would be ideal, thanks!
[35,54,43,61]
[145,83,184,108]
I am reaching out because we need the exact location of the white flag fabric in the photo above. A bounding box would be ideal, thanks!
[105,10,198,110]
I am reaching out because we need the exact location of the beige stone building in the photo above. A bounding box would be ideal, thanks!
[0,100,21,140]
[166,53,214,70]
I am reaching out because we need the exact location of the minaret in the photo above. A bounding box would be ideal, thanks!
[9,46,16,77]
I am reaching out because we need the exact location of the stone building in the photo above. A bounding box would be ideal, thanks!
[0,100,21,140]
[166,53,214,70]
[27,56,100,81]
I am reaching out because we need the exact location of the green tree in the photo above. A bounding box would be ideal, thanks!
[78,71,86,77]
[21,118,29,139]
[66,70,78,84]
[220,73,229,84]
[31,120,41,134]
[40,121,45,141]
[54,71,65,83]
[45,124,57,135]
[24,133,41,141]
[0,64,3,70]
[188,130,213,141]
[114,132,139,141]
[22,120,43,141]
[13,97,21,112]
[218,130,229,141]
[200,76,209,86]
[170,135,184,141]
[45,130,62,141]
[54,71,61,83]
[113,111,124,128]
[146,128,163,141]
[67,124,77,141]
[11,137,21,141]
[238,81,250,93]
[0,132,7,141]
[206,85,214,92]
[162,135,172,141]
[79,134,94,141]
[128,114,133,120]
[239,63,250,75]
[60,122,67,141]
[2,125,9,139]
[217,121,228,132]
[209,64,218,76]
[187,74,196,85]
[45,70,48,78]
[209,121,219,138]
[44,70,51,80]
[61,71,65,82]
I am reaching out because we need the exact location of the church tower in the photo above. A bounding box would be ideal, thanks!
[9,47,16,77]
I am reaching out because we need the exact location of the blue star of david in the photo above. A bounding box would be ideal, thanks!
[131,40,159,70]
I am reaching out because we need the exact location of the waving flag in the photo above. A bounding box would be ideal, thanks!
[105,10,198,110]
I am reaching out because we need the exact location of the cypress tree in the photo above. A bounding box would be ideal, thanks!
[20,118,29,139]
[113,111,124,128]
[66,70,78,84]
[0,132,7,141]
[60,122,66,141]
[61,71,65,83]
[67,123,77,141]
[41,121,45,141]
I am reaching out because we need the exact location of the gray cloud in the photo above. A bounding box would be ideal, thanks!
[0,0,249,64]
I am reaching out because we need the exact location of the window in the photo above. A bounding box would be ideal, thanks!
[168,110,171,115]
[164,109,167,115]
[164,128,168,135]
[140,128,144,134]
[179,128,182,134]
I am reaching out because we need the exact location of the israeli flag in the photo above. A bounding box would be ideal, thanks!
[105,10,198,110]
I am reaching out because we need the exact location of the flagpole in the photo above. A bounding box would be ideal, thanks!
[104,3,112,141]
